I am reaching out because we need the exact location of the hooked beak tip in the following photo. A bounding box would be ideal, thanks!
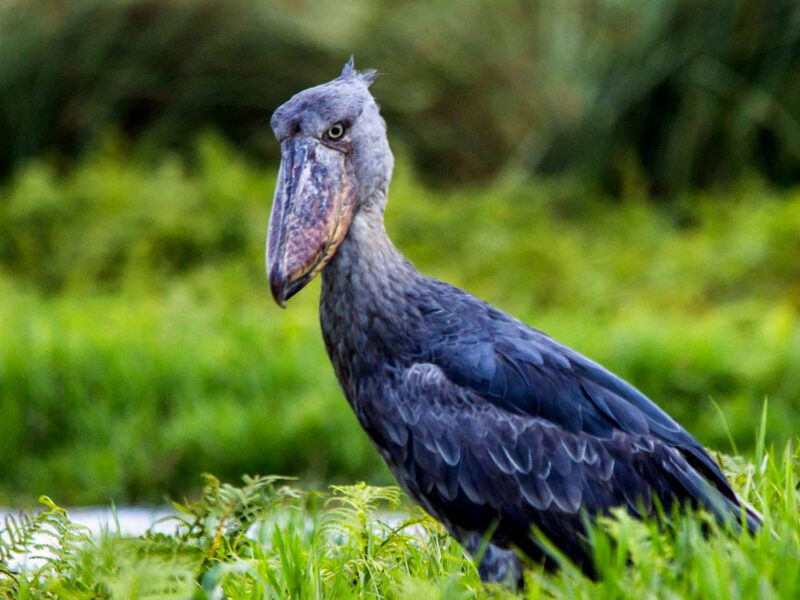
[268,268,288,308]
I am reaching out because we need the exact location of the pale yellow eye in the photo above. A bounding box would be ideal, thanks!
[327,122,345,140]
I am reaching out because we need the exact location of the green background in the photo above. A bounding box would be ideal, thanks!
[1,0,799,505]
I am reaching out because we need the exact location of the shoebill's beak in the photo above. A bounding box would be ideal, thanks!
[266,136,357,307]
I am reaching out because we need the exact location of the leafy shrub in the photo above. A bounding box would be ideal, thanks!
[0,135,264,290]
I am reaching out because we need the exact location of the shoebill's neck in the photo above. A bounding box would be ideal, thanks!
[321,202,416,302]
[319,203,422,396]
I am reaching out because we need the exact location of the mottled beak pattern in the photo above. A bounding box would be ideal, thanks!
[267,137,357,306]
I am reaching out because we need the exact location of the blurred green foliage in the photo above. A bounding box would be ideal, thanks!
[0,136,798,504]
[1,0,799,194]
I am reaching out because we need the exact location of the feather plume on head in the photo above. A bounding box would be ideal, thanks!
[340,56,379,86]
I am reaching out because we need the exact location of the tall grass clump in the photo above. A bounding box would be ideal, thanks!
[1,434,798,598]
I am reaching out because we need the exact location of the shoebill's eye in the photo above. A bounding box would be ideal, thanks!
[326,122,346,140]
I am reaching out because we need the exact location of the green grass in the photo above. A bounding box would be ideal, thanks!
[0,136,799,503]
[1,432,798,599]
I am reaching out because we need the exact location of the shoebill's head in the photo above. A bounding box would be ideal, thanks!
[267,58,393,306]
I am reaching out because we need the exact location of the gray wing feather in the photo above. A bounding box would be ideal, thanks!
[422,279,738,505]
[361,362,744,575]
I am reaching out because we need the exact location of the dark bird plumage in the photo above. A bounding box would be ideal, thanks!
[266,59,761,586]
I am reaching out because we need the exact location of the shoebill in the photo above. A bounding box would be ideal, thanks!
[265,59,760,586]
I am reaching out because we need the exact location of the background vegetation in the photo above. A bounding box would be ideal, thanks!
[2,0,800,194]
[0,0,797,520]
[0,137,798,505]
